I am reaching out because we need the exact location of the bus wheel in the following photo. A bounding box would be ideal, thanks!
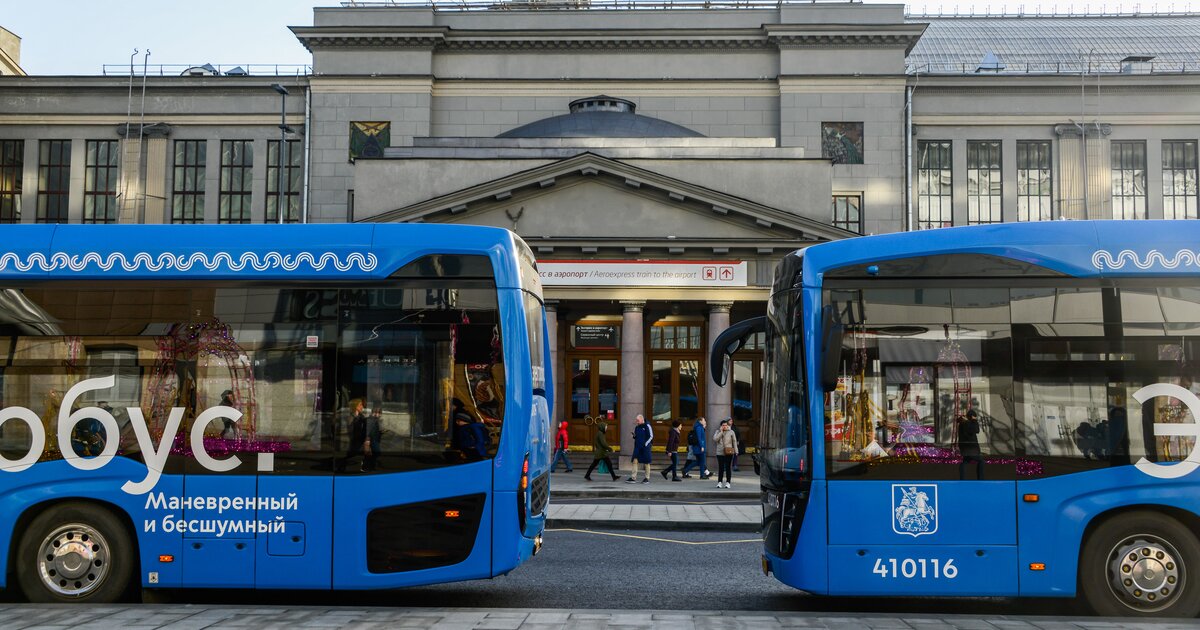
[16,502,134,603]
[1080,511,1200,617]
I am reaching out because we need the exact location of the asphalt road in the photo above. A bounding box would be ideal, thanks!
[138,527,1088,617]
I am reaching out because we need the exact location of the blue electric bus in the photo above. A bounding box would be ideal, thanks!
[0,223,552,602]
[713,221,1200,617]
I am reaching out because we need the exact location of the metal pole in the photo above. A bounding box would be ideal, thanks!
[279,92,287,224]
[272,84,290,224]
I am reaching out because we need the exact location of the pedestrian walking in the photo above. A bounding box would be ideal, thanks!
[681,417,709,479]
[712,419,738,488]
[585,421,620,481]
[660,419,683,481]
[551,420,573,472]
[627,414,653,483]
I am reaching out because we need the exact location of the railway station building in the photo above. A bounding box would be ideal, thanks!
[1,1,1198,452]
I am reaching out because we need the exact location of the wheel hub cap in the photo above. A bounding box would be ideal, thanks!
[37,524,110,597]
[1109,535,1183,612]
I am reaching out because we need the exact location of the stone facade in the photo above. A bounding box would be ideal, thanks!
[0,3,1198,452]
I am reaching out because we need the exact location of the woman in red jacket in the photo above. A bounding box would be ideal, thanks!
[551,420,573,472]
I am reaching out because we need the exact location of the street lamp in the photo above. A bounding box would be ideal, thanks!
[271,83,293,224]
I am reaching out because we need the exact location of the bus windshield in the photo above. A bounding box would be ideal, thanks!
[758,287,808,491]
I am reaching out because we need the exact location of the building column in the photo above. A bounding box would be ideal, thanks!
[544,300,561,425]
[619,301,645,463]
[706,302,734,425]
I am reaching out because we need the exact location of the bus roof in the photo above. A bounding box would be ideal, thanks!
[800,220,1200,286]
[0,223,526,287]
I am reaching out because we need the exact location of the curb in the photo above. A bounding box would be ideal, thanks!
[551,489,758,500]
[546,518,761,533]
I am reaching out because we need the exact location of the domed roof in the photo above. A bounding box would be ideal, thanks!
[497,95,704,139]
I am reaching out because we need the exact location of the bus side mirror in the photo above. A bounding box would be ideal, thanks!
[708,316,767,387]
[821,306,844,391]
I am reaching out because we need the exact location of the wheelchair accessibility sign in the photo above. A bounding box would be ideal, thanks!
[892,484,938,537]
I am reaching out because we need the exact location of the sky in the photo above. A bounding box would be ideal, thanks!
[4,0,1198,75]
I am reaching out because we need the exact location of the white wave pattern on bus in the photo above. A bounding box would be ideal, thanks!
[0,251,379,273]
[1092,249,1200,271]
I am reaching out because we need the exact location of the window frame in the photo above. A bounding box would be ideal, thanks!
[0,139,23,224]
[832,193,863,234]
[916,140,953,230]
[966,140,1003,225]
[83,139,119,224]
[1017,140,1054,222]
[1111,140,1148,220]
[265,139,302,224]
[172,139,207,224]
[1162,140,1198,220]
[218,140,254,224]
[37,139,71,224]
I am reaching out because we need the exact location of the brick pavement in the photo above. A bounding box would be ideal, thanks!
[1,605,1195,629]
[546,503,760,532]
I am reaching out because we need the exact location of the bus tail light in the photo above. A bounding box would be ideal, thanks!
[518,453,529,533]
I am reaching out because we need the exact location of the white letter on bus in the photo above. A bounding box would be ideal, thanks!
[1135,383,1200,479]
[191,407,243,472]
[57,377,121,471]
[0,406,45,472]
[121,407,185,495]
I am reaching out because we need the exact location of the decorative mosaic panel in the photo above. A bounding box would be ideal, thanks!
[349,121,390,161]
[822,122,864,165]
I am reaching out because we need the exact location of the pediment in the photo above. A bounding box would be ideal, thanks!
[368,152,855,244]
[443,178,788,241]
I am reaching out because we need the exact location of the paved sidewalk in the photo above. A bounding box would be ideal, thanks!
[549,456,759,499]
[546,502,760,532]
[4,605,1195,629]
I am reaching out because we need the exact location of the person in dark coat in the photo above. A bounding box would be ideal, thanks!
[681,417,710,479]
[626,414,653,484]
[585,421,620,481]
[660,419,683,481]
[363,404,383,471]
[340,398,368,472]
[451,398,482,462]
[219,389,238,439]
[957,408,983,480]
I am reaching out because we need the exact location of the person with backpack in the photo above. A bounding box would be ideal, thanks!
[585,421,620,481]
[680,416,709,479]
[660,419,683,481]
[551,420,573,472]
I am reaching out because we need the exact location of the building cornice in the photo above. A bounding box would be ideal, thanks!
[0,114,305,126]
[765,23,927,53]
[294,24,927,53]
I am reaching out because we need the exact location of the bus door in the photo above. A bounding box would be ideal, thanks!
[181,468,257,588]
[181,416,336,591]
[330,285,501,588]
[255,474,333,590]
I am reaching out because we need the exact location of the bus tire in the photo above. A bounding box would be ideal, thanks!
[1079,510,1200,618]
[16,502,135,603]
